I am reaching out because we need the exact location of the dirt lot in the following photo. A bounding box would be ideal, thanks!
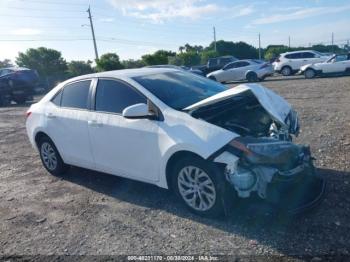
[1,75,350,259]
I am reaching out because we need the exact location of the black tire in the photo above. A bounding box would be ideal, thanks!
[38,136,69,176]
[14,97,26,105]
[209,75,217,81]
[304,68,316,79]
[281,66,292,76]
[0,95,4,107]
[171,156,225,218]
[246,72,258,82]
[259,75,266,81]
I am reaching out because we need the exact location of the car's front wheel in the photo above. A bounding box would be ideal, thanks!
[172,156,225,217]
[38,136,69,176]
[246,72,259,82]
[304,68,316,79]
[13,96,26,105]
[208,75,217,81]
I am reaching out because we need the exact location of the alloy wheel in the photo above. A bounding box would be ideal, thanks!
[41,142,58,171]
[177,166,216,211]
[282,67,291,76]
[305,69,315,79]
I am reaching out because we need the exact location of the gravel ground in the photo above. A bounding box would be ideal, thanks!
[0,75,350,259]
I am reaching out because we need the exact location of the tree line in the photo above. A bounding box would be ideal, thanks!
[0,40,346,89]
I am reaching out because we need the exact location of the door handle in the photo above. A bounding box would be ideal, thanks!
[46,112,56,119]
[88,120,103,127]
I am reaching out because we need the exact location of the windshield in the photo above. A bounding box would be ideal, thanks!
[326,55,336,63]
[133,71,227,110]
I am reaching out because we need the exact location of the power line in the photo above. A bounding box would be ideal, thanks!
[16,0,87,6]
[1,6,86,12]
[0,14,87,19]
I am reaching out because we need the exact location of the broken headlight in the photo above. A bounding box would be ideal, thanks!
[246,141,293,156]
[229,137,303,171]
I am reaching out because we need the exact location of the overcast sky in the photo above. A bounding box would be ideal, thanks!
[1,0,350,62]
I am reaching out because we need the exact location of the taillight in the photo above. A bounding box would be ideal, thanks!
[260,63,269,69]
[26,111,32,119]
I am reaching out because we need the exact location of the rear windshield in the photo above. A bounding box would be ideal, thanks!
[133,71,227,110]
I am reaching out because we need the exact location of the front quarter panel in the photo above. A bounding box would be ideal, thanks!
[156,108,237,188]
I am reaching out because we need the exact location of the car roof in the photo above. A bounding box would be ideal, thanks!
[226,59,253,64]
[0,67,30,71]
[281,50,316,55]
[65,68,181,83]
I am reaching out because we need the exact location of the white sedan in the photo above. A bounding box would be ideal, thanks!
[300,54,350,79]
[207,59,273,83]
[26,68,324,217]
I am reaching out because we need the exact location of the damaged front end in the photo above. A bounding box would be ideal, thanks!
[188,84,325,213]
[213,137,325,214]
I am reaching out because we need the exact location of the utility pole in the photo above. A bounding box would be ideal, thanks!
[258,33,261,60]
[87,6,99,61]
[213,26,217,52]
[288,36,291,49]
[331,32,334,53]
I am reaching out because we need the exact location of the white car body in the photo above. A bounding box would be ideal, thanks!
[207,60,273,82]
[300,54,350,78]
[26,68,325,216]
[26,68,294,189]
[273,50,331,76]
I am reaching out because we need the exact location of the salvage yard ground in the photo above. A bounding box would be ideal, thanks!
[0,75,350,257]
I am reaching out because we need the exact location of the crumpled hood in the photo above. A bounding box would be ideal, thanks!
[184,83,294,128]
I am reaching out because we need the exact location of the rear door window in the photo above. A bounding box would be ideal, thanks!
[302,52,315,58]
[61,80,91,110]
[95,79,146,114]
[286,53,302,59]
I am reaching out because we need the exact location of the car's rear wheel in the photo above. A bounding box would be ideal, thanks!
[304,68,316,79]
[281,66,292,76]
[171,156,225,217]
[246,72,258,82]
[38,136,69,176]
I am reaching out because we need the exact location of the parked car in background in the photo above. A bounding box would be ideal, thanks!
[0,67,39,105]
[193,56,237,75]
[273,50,331,76]
[26,68,325,217]
[300,54,350,79]
[146,65,204,76]
[207,59,273,83]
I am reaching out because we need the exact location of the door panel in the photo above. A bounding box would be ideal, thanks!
[46,106,95,169]
[88,112,161,182]
[45,80,95,169]
[88,78,162,182]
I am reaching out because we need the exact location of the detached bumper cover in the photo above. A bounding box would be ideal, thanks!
[266,171,326,215]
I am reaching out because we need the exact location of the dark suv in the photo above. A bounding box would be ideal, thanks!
[0,67,39,106]
[193,56,237,75]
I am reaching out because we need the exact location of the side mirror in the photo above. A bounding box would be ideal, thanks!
[122,103,155,119]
